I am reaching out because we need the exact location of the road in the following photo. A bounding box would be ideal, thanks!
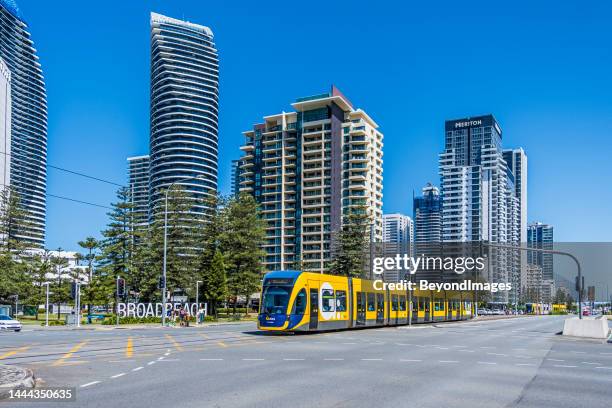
[1,316,611,407]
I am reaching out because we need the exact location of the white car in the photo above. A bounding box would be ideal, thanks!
[0,314,22,332]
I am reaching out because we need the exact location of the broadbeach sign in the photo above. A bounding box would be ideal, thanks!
[117,302,206,318]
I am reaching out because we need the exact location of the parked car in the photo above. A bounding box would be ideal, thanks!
[0,314,22,332]
[478,308,490,315]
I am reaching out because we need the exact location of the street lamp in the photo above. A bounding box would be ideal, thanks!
[161,175,205,327]
[196,280,202,325]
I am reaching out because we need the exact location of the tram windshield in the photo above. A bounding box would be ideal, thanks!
[261,286,291,315]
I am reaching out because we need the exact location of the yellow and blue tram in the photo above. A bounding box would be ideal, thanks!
[258,270,474,332]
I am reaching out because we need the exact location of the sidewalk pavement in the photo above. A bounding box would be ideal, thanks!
[0,364,35,399]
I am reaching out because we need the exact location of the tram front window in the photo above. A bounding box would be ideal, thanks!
[261,286,291,315]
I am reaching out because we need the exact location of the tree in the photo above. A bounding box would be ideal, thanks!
[28,251,53,320]
[220,194,265,313]
[78,237,99,316]
[202,250,228,318]
[330,205,370,277]
[51,251,70,319]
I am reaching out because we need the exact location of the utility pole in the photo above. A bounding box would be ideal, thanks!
[196,280,202,325]
[116,276,120,326]
[44,282,50,327]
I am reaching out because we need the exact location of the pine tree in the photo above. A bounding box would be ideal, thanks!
[202,249,228,318]
[220,194,265,312]
[330,205,371,277]
[78,237,99,316]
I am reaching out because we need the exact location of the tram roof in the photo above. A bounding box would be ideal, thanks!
[264,270,303,280]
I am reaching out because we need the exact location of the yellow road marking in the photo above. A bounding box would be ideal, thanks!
[164,334,184,352]
[126,337,133,358]
[199,333,210,339]
[53,341,87,366]
[0,346,29,360]
[217,341,228,348]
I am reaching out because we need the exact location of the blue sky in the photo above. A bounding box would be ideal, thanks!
[16,0,612,249]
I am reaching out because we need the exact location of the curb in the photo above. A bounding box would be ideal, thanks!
[0,365,35,400]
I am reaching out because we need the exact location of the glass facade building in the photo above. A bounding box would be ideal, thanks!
[149,12,219,216]
[0,0,48,247]
[127,155,150,229]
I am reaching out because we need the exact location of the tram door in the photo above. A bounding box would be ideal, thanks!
[356,292,366,326]
[376,294,385,325]
[309,288,319,330]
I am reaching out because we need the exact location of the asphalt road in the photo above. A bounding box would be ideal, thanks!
[1,316,611,408]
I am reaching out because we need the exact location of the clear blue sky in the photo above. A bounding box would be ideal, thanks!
[16,0,612,250]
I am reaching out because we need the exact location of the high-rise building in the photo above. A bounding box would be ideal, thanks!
[239,86,383,273]
[230,159,240,197]
[0,58,11,191]
[383,213,412,244]
[148,12,219,217]
[127,155,150,229]
[413,183,442,243]
[503,148,528,243]
[0,0,48,247]
[439,115,523,303]
[527,222,554,280]
[382,213,412,282]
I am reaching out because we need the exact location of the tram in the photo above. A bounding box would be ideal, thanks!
[258,270,474,332]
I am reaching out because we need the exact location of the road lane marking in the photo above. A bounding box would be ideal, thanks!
[361,358,383,361]
[147,361,155,365]
[283,358,305,361]
[595,366,612,370]
[200,358,223,361]
[111,373,126,379]
[126,337,133,358]
[400,359,422,362]
[80,381,100,388]
[581,362,601,365]
[487,353,507,357]
[217,342,228,348]
[547,359,565,362]
[554,365,577,368]
[242,358,264,361]
[0,346,29,360]
[571,351,586,354]
[478,362,497,365]
[515,363,536,366]
[53,341,87,366]
[132,367,143,372]
[439,360,459,363]
[165,334,184,352]
[458,350,475,353]
[324,358,344,361]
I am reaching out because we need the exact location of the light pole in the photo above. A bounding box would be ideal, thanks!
[44,282,50,327]
[162,175,205,327]
[196,280,202,325]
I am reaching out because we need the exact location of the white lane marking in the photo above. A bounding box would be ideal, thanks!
[516,363,536,366]
[324,358,344,361]
[571,351,586,354]
[242,358,264,361]
[547,359,565,362]
[164,352,170,356]
[80,381,101,388]
[436,347,450,350]
[581,362,601,365]
[361,358,383,361]
[439,360,459,363]
[400,359,422,362]
[395,343,411,346]
[283,358,305,361]
[343,342,357,345]
[147,361,155,365]
[480,346,495,349]
[600,353,612,355]
[111,373,126,379]
[157,357,164,361]
[595,366,612,370]
[458,349,475,353]
[487,353,507,356]
[478,361,497,365]
[554,365,577,368]
[200,358,224,361]
[132,367,143,372]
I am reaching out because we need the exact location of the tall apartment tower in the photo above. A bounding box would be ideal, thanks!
[127,155,150,229]
[382,213,412,244]
[148,12,219,217]
[503,148,528,243]
[382,213,413,282]
[527,222,554,280]
[413,183,442,243]
[230,159,240,197]
[0,0,48,247]
[0,58,11,191]
[239,86,383,273]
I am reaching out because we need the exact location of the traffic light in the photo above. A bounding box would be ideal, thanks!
[117,278,125,297]
[158,276,166,289]
[575,276,581,292]
[70,282,77,299]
